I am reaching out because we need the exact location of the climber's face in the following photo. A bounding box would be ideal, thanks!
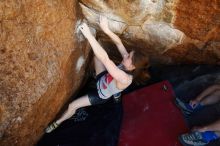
[122,51,135,71]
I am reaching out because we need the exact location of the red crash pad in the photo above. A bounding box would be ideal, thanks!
[119,81,188,146]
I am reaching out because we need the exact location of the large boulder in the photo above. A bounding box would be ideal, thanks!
[0,0,219,146]
[80,0,220,64]
[0,0,91,146]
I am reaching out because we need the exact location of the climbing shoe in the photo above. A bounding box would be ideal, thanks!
[179,131,208,146]
[45,122,59,133]
[175,97,194,116]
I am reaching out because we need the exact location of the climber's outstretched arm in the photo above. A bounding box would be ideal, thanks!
[99,16,129,59]
[79,23,131,85]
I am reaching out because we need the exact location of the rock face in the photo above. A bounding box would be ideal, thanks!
[80,0,220,64]
[0,0,91,146]
[0,0,219,146]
